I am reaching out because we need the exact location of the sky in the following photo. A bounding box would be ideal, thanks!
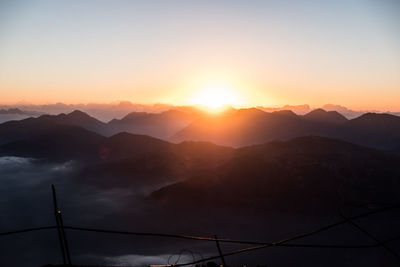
[0,0,399,110]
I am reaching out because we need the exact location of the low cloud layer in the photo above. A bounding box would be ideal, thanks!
[0,157,211,267]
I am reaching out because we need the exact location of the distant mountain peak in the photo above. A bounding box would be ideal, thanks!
[121,111,149,121]
[322,104,350,111]
[0,108,23,114]
[282,104,310,109]
[306,108,328,115]
[235,108,265,116]
[62,110,103,123]
[109,131,159,140]
[69,109,88,116]
[108,131,136,141]
[304,109,347,124]
[161,109,182,115]
[357,112,398,119]
[351,112,400,124]
[61,110,91,120]
[116,109,193,123]
[272,110,297,117]
[160,109,191,118]
[107,131,170,147]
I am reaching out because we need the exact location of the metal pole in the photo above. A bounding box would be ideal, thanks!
[214,235,227,267]
[52,184,67,264]
[52,184,72,264]
[58,210,72,264]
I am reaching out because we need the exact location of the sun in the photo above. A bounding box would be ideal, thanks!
[188,85,242,112]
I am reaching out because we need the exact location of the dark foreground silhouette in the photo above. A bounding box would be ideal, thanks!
[0,112,399,266]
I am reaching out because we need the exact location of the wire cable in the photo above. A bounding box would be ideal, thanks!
[59,204,400,246]
[172,205,400,266]
[340,212,400,262]
[0,226,57,236]
[0,204,399,267]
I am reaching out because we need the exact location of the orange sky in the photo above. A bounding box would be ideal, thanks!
[0,1,399,111]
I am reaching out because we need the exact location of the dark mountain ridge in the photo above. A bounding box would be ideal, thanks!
[171,108,400,150]
[105,109,196,138]
[0,109,197,141]
[0,125,234,190]
[2,108,400,152]
[303,108,348,124]
[152,136,400,215]
[0,123,105,160]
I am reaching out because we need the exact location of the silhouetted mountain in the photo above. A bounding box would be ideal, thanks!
[0,108,42,116]
[106,109,196,138]
[37,110,108,134]
[0,122,234,189]
[171,108,329,147]
[339,113,400,150]
[0,108,44,124]
[321,104,365,119]
[257,104,311,114]
[152,136,400,215]
[0,124,105,160]
[0,109,198,141]
[0,110,107,145]
[171,108,400,150]
[303,108,348,124]
[0,108,24,115]
[78,133,234,189]
[3,107,400,152]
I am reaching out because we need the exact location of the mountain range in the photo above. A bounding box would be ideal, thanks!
[171,108,400,150]
[2,108,400,152]
[152,136,400,216]
[0,109,197,143]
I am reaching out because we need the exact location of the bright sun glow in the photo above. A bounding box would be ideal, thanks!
[188,85,243,112]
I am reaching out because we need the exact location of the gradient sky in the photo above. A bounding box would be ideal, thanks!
[0,0,399,110]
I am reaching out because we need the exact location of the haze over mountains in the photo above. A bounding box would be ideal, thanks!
[0,108,43,124]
